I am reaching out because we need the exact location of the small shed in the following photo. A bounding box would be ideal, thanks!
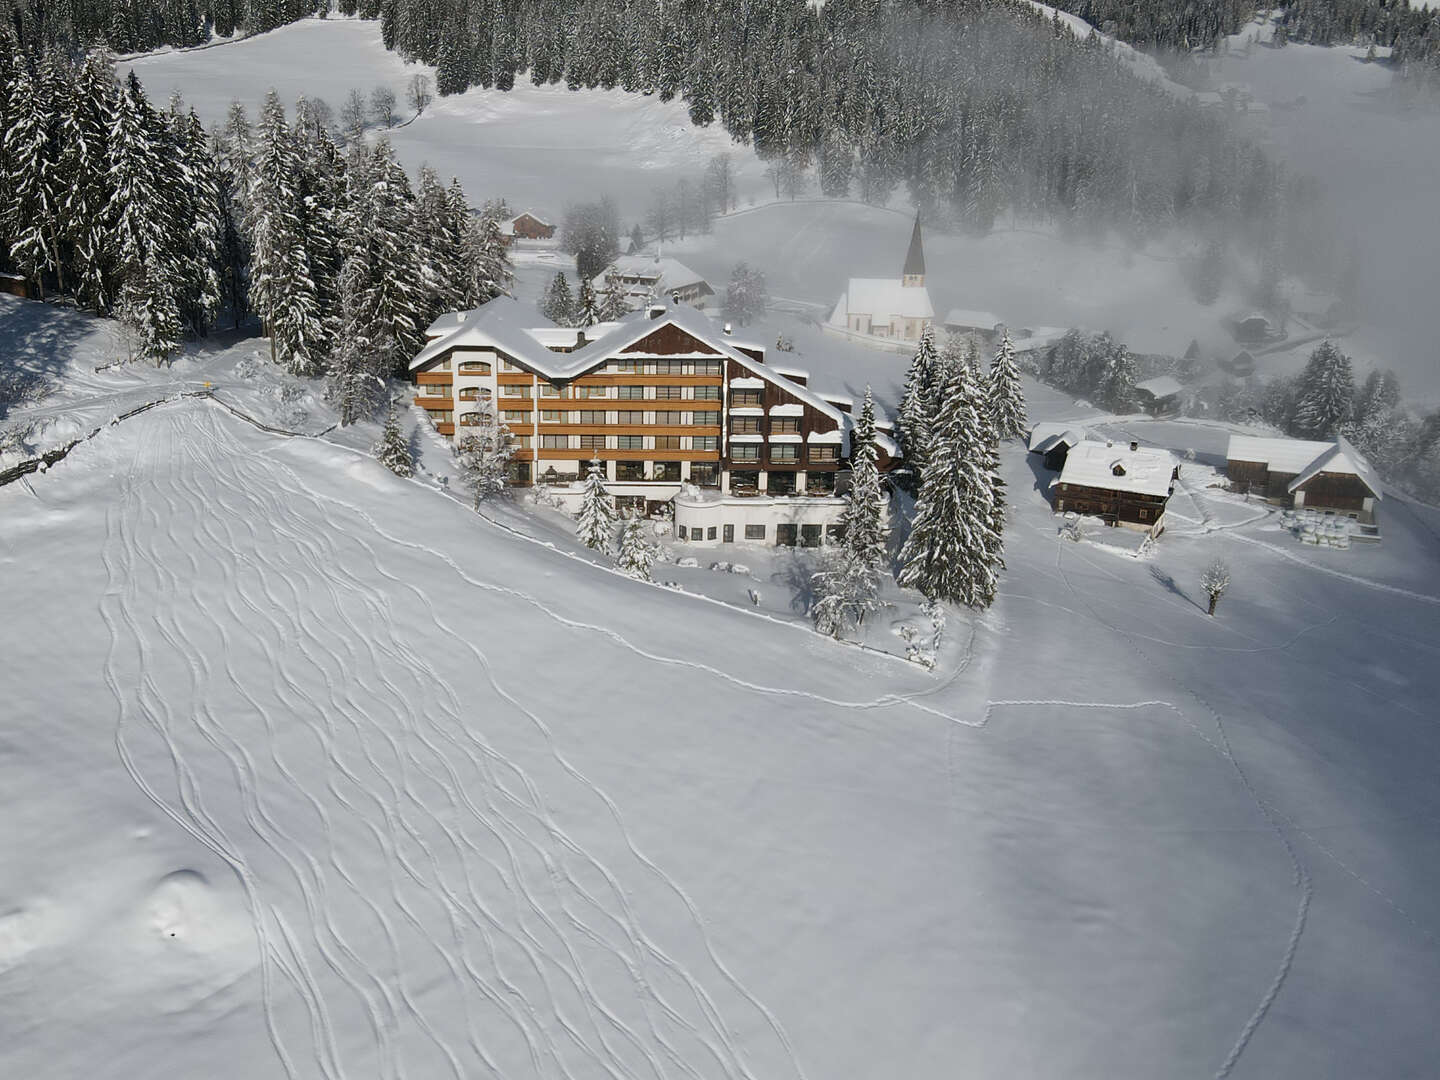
[1028,422,1088,471]
[509,211,555,240]
[0,272,27,298]
[1134,375,1185,416]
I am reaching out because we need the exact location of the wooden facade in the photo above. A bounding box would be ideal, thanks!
[510,212,554,239]
[1053,482,1171,529]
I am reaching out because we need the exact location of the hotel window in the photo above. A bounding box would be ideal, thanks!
[731,444,761,462]
[693,411,719,426]
[617,385,646,400]
[436,359,452,371]
[653,360,687,375]
[616,410,645,425]
[616,435,644,450]
[691,462,719,487]
[731,389,762,408]
[695,361,722,376]
[655,436,682,450]
[421,383,450,396]
[693,385,721,401]
[771,416,801,434]
[654,385,684,400]
[513,435,532,448]
[503,410,528,423]
[577,411,606,425]
[653,461,682,482]
[707,527,717,540]
[458,412,488,427]
[611,359,643,373]
[541,434,569,449]
[426,410,453,423]
[691,436,718,452]
[615,460,646,481]
[457,386,491,401]
[771,445,799,463]
[732,416,762,435]
[502,385,530,398]
[678,526,688,540]
[502,359,522,371]
[826,524,845,544]
[541,410,564,422]
[539,384,561,398]
[579,434,606,451]
[458,360,491,373]
[655,411,684,426]
[745,524,766,540]
[809,445,839,463]
[577,385,608,398]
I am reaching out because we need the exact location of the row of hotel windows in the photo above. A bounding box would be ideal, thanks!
[677,523,845,545]
[534,434,720,450]
[436,358,726,376]
[734,445,839,463]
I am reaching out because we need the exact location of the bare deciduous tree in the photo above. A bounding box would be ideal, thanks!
[1201,559,1230,616]
[369,85,397,128]
[406,74,433,116]
[339,88,367,142]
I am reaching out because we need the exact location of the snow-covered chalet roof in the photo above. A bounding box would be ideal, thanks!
[511,210,552,227]
[828,279,934,325]
[412,298,898,457]
[943,309,1003,331]
[1055,440,1177,498]
[1286,436,1382,499]
[1028,422,1088,454]
[1227,435,1342,475]
[1134,375,1184,399]
[592,255,712,296]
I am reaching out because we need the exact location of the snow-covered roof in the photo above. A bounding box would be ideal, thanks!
[1028,422,1088,454]
[808,430,843,443]
[1055,440,1177,498]
[511,210,552,227]
[1135,376,1184,399]
[828,279,935,325]
[1286,436,1382,499]
[944,309,1003,330]
[729,434,763,443]
[771,366,809,381]
[769,404,804,416]
[730,407,764,417]
[593,255,711,295]
[412,299,898,458]
[768,434,803,443]
[1227,435,1339,474]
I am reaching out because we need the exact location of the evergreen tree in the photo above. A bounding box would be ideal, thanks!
[812,548,885,639]
[374,400,414,476]
[576,276,600,326]
[458,194,512,307]
[4,63,63,298]
[897,357,1002,609]
[575,456,617,551]
[722,260,767,325]
[455,408,514,506]
[897,327,942,490]
[841,386,887,572]
[541,270,576,325]
[987,329,1027,439]
[330,251,383,424]
[59,48,119,313]
[615,512,657,579]
[1293,339,1355,438]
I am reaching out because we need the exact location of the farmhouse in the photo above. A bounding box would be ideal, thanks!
[826,214,935,343]
[1134,375,1185,416]
[410,298,899,545]
[504,211,555,241]
[943,308,1004,351]
[1028,422,1088,470]
[592,255,714,312]
[1226,434,1381,524]
[1051,439,1179,535]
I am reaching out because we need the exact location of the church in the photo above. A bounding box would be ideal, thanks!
[825,214,935,344]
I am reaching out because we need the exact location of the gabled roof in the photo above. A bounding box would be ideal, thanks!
[903,213,926,278]
[1227,434,1340,474]
[510,210,552,227]
[1286,435,1382,499]
[1028,422,1088,453]
[1055,440,1177,498]
[593,255,711,295]
[944,309,1003,331]
[828,279,935,325]
[1134,375,1185,399]
[411,299,897,457]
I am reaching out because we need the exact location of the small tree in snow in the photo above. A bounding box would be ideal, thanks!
[615,513,657,579]
[723,261,768,326]
[575,457,617,552]
[369,85,397,128]
[406,74,433,116]
[812,549,884,639]
[455,409,514,507]
[1201,559,1230,616]
[375,402,413,477]
[541,271,576,325]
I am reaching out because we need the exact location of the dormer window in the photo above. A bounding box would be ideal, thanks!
[1112,463,1127,476]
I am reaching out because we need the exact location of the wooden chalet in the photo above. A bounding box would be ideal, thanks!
[508,211,555,240]
[1226,435,1381,524]
[1051,439,1179,535]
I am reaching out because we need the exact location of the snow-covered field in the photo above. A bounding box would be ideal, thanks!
[6,291,1440,1077]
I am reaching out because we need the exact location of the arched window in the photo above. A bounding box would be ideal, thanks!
[458,360,492,374]
[458,412,492,427]
[458,386,492,401]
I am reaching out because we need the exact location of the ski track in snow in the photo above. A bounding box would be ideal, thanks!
[98,406,817,1080]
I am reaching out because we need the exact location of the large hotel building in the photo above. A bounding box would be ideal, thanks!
[409,298,899,546]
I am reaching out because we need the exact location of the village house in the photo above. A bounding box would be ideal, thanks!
[1225,434,1381,524]
[826,214,935,344]
[1051,439,1179,535]
[1133,375,1185,416]
[592,255,714,312]
[410,298,900,546]
[502,211,556,241]
[942,308,1004,352]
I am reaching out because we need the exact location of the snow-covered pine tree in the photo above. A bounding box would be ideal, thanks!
[811,547,885,639]
[330,251,383,424]
[1293,339,1355,438]
[463,195,514,306]
[455,406,515,507]
[247,90,324,374]
[597,268,629,320]
[577,276,600,326]
[897,326,942,490]
[172,108,224,335]
[58,49,119,313]
[722,260,767,325]
[415,164,463,316]
[841,386,887,573]
[374,400,413,476]
[897,354,1002,609]
[987,328,1027,439]
[541,270,576,325]
[4,62,63,298]
[215,101,253,327]
[615,512,657,579]
[575,456,617,551]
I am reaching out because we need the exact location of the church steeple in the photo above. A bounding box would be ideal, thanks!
[902,212,925,287]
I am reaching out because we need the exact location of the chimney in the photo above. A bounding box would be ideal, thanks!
[647,303,667,320]
[575,330,587,348]
[1129,440,1139,451]
[723,322,733,335]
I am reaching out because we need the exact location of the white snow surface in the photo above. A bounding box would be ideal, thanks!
[1055,438,1178,497]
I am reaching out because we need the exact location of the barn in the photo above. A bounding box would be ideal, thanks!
[1028,422,1088,471]
[1051,439,1179,535]
[1134,375,1184,416]
[1226,434,1382,524]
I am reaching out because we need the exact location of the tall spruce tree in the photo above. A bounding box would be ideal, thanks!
[897,356,1002,609]
[575,456,617,551]
[1293,339,1355,438]
[455,408,515,506]
[987,329,1027,439]
[59,49,119,313]
[541,270,576,325]
[897,327,942,491]
[4,62,63,298]
[615,512,657,579]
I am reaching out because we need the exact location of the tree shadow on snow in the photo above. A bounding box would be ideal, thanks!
[0,298,100,396]
[1149,565,1205,613]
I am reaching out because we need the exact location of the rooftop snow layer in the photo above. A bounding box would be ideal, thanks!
[1056,440,1177,498]
[1287,435,1382,498]
[1135,376,1185,399]
[1227,434,1345,475]
[1028,422,1088,453]
[943,309,1003,330]
[828,279,935,324]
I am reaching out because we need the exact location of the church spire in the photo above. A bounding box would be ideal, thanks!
[902,212,925,287]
